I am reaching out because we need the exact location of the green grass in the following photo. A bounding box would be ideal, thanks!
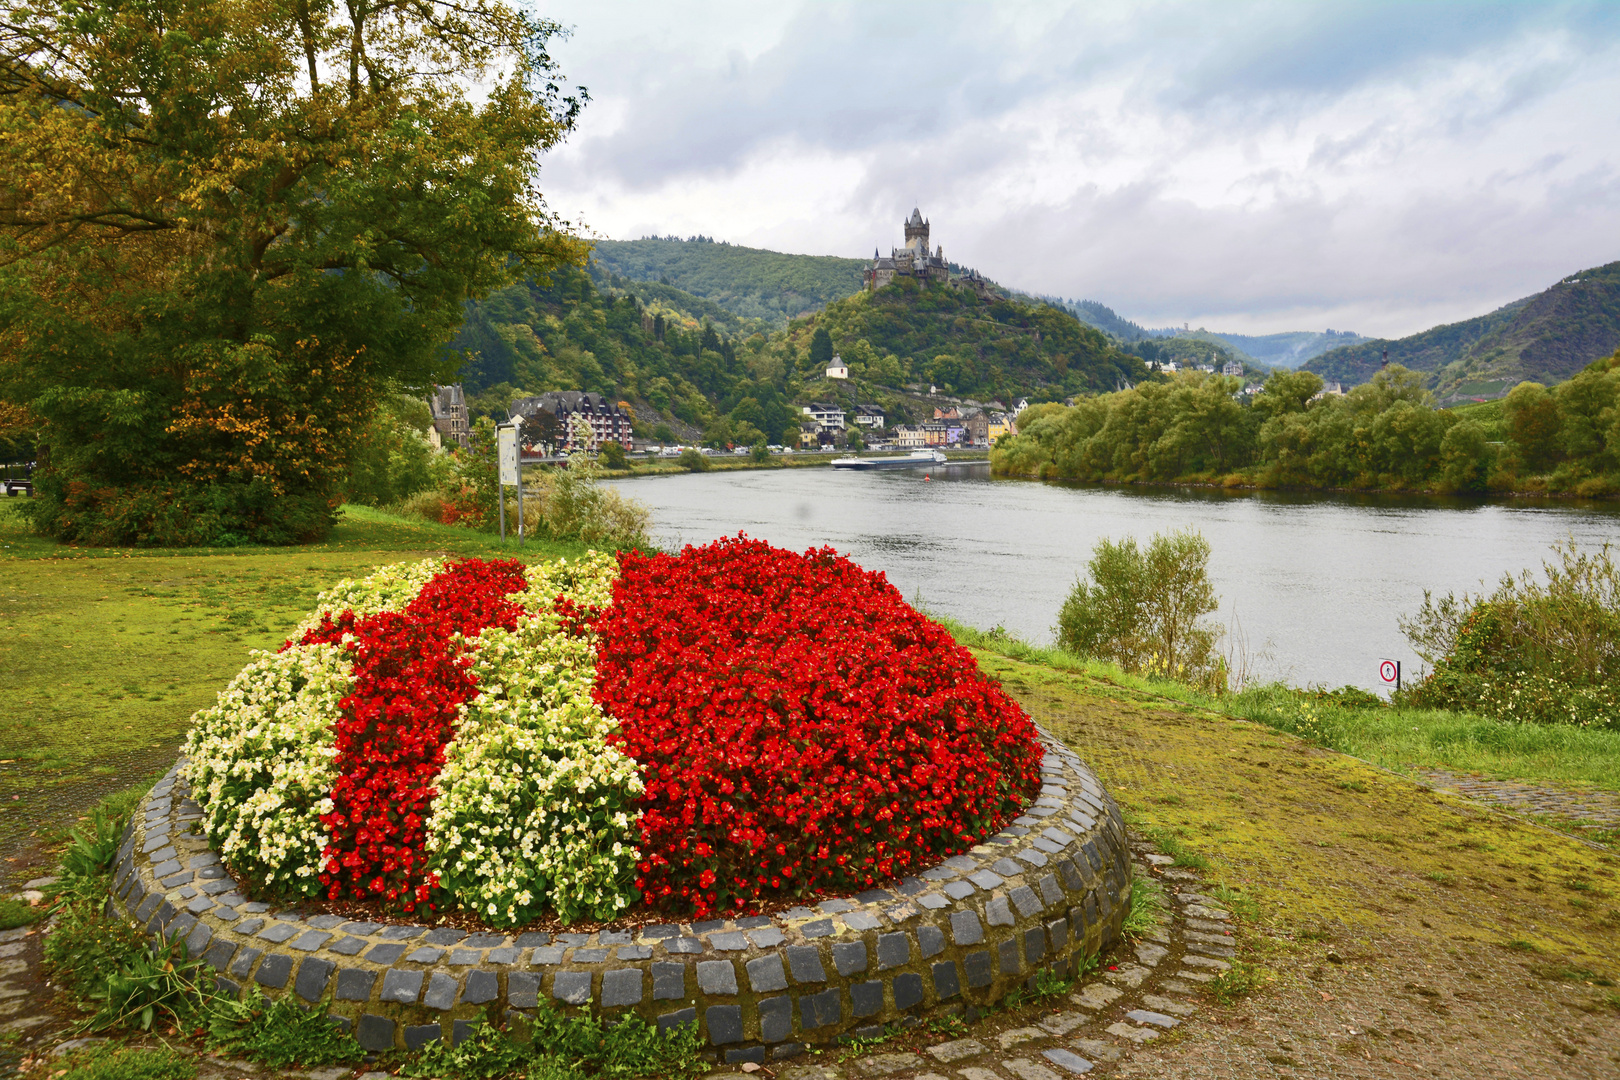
[0,499,601,857]
[940,618,1620,794]
[47,1043,196,1080]
[0,897,44,929]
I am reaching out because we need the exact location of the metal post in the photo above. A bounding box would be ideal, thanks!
[516,457,524,543]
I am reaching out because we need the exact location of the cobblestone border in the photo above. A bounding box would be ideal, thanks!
[109,728,1130,1064]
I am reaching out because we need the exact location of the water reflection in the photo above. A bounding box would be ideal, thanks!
[610,468,1620,692]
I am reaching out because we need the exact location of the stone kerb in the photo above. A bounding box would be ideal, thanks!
[110,728,1131,1065]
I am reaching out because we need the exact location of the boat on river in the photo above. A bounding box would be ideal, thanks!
[830,449,948,470]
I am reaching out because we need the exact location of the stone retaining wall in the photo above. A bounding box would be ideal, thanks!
[110,730,1130,1066]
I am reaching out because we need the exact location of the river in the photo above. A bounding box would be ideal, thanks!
[609,464,1620,692]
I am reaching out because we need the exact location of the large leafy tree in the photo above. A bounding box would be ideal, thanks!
[0,0,586,544]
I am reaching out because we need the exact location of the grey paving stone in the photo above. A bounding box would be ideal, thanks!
[651,962,685,1001]
[202,939,237,972]
[747,928,786,948]
[758,995,792,1042]
[801,919,836,938]
[968,870,1005,890]
[1042,1047,1094,1075]
[746,954,788,993]
[916,893,949,910]
[800,988,841,1029]
[832,940,867,976]
[227,946,262,979]
[708,932,748,951]
[1010,885,1043,918]
[1106,1021,1160,1044]
[461,933,505,948]
[552,970,592,1005]
[1135,942,1168,966]
[932,960,961,1000]
[365,943,407,965]
[917,924,945,959]
[295,958,335,1001]
[404,1024,441,1050]
[854,889,894,904]
[919,867,955,882]
[336,968,376,1001]
[1047,917,1069,953]
[556,932,596,945]
[945,855,978,872]
[290,931,331,952]
[1182,955,1231,971]
[1024,926,1046,964]
[997,937,1022,976]
[488,947,522,964]
[598,931,633,945]
[656,1008,696,1037]
[926,1037,985,1063]
[943,880,976,900]
[425,928,465,945]
[1125,1009,1180,1028]
[850,979,883,1018]
[380,969,424,1004]
[986,895,1015,927]
[893,972,924,1010]
[356,1015,395,1052]
[1002,1059,1062,1080]
[1033,837,1064,854]
[949,910,983,946]
[600,968,642,1007]
[963,949,992,989]
[377,925,425,940]
[1141,993,1197,1016]
[464,970,499,1005]
[185,922,213,956]
[199,880,235,896]
[843,911,882,931]
[406,947,443,964]
[328,936,367,957]
[785,945,826,984]
[696,960,738,996]
[508,971,541,1009]
[875,932,910,970]
[992,858,1024,877]
[515,931,552,946]
[304,914,345,930]
[706,1004,743,1045]
[664,937,702,955]
[254,953,293,989]
[340,921,383,935]
[569,948,608,963]
[531,946,566,964]
[1038,874,1064,906]
[1042,827,1076,846]
[150,859,182,879]
[256,922,299,944]
[442,948,477,965]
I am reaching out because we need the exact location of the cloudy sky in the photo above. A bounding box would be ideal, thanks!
[537,1,1620,337]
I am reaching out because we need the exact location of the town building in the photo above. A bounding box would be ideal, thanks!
[850,404,885,429]
[427,384,470,450]
[799,422,823,449]
[826,354,849,379]
[922,420,948,446]
[509,391,633,451]
[866,209,951,290]
[802,402,846,432]
[963,412,990,447]
[1222,360,1244,377]
[895,425,926,449]
[987,412,1017,442]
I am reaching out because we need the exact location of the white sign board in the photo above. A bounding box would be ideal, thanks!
[497,424,520,486]
[1378,658,1401,689]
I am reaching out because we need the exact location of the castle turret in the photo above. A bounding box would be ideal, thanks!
[904,207,929,255]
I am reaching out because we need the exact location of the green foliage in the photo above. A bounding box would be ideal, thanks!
[1400,539,1620,728]
[598,441,629,470]
[59,804,131,881]
[207,990,365,1068]
[590,237,869,327]
[809,327,835,368]
[48,1043,196,1080]
[994,355,1620,493]
[522,452,651,549]
[1,0,587,547]
[1056,529,1224,691]
[0,899,44,930]
[1209,959,1266,1004]
[86,935,211,1032]
[404,1010,706,1080]
[346,395,455,507]
[43,901,150,1003]
[677,448,709,472]
[1122,868,1166,939]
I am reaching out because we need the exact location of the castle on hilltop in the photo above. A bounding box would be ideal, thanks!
[866,208,990,295]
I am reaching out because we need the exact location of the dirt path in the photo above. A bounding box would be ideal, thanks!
[979,655,1620,1080]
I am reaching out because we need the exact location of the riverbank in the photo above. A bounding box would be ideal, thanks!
[592,447,992,478]
[990,465,1620,503]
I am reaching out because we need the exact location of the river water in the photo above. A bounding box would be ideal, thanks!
[610,464,1620,692]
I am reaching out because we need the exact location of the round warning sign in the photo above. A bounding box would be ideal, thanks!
[1379,659,1400,686]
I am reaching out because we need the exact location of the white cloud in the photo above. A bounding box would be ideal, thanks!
[537,1,1620,337]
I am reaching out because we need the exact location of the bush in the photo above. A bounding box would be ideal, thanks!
[520,452,651,549]
[1055,529,1225,691]
[598,441,628,470]
[1400,539,1619,728]
[345,395,454,506]
[592,536,1043,917]
[677,447,709,472]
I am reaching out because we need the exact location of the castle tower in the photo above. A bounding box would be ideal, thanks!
[903,207,929,255]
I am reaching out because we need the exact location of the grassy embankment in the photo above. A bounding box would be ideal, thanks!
[0,500,594,875]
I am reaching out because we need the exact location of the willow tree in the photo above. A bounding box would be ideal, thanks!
[0,0,586,544]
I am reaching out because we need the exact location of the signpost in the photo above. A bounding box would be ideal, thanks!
[497,423,519,542]
[1378,658,1401,691]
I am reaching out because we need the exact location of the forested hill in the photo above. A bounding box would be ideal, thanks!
[1305,260,1620,402]
[589,238,869,327]
[786,277,1148,401]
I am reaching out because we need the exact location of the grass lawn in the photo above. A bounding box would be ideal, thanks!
[0,499,594,873]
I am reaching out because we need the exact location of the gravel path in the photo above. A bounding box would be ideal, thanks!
[1412,768,1620,829]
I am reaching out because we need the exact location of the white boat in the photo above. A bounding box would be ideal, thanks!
[830,449,948,470]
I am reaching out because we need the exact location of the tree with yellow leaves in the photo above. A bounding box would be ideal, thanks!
[0,0,587,544]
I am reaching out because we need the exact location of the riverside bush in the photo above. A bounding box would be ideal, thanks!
[1055,529,1225,692]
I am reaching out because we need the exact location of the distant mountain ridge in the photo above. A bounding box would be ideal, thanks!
[1305,261,1620,403]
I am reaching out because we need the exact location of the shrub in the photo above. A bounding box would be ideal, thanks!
[598,441,628,470]
[678,447,709,472]
[1401,539,1619,728]
[1055,529,1224,691]
[592,536,1043,917]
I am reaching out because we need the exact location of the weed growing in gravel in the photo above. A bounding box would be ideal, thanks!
[1208,959,1266,1004]
[0,899,43,930]
[1131,823,1212,870]
[1123,869,1166,938]
[46,1043,196,1080]
[1209,883,1259,922]
[403,1010,706,1079]
[207,990,364,1068]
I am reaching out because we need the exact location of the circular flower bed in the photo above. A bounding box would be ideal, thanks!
[182,537,1042,926]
